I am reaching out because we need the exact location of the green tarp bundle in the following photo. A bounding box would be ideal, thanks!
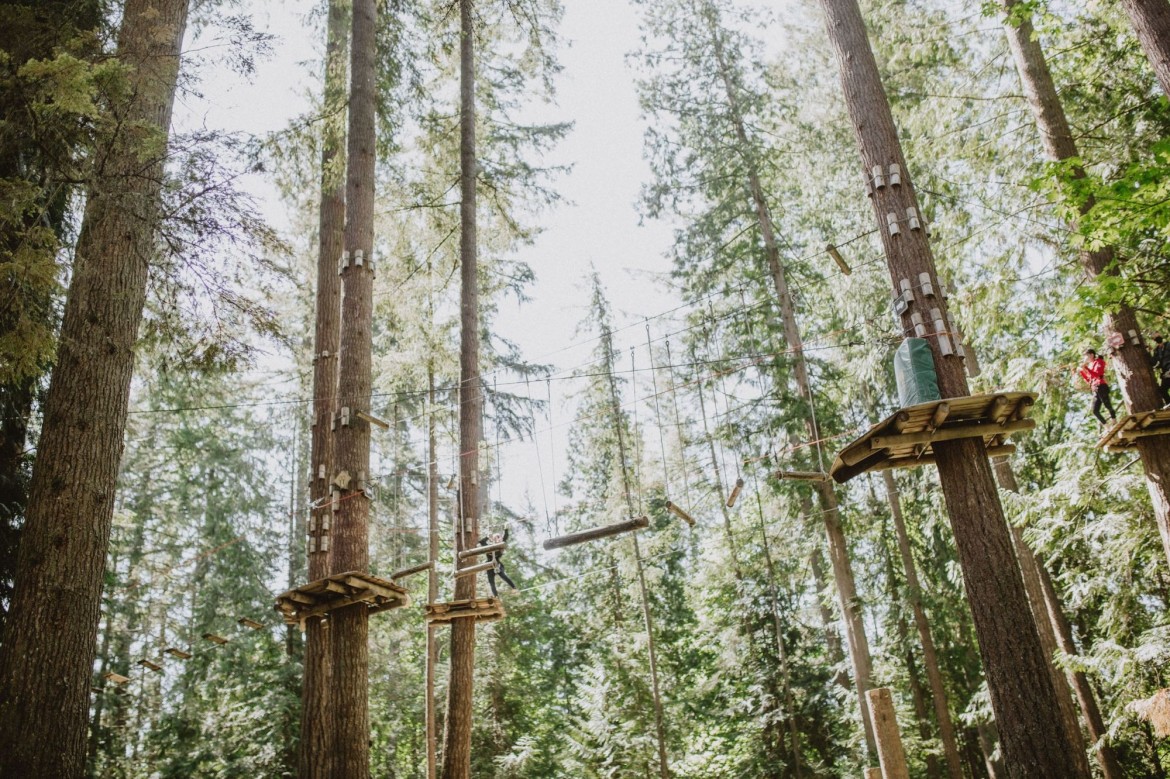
[894,338,941,407]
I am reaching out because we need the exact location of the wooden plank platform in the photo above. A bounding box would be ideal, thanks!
[274,570,410,626]
[1096,408,1170,452]
[424,597,505,626]
[829,392,1036,484]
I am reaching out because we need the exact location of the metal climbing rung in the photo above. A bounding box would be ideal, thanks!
[543,516,650,551]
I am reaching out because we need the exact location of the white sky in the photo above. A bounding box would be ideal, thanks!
[173,0,686,529]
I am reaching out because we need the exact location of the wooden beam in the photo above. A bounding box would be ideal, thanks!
[827,243,852,275]
[1011,394,1035,420]
[840,440,877,467]
[927,401,950,433]
[870,418,1034,450]
[342,575,402,601]
[296,588,377,622]
[1116,426,1170,442]
[543,516,650,550]
[104,672,130,685]
[355,409,390,429]
[453,560,496,579]
[871,444,1016,472]
[324,579,351,595]
[390,560,434,580]
[987,394,1010,425]
[891,410,911,433]
[284,591,315,605]
[457,542,506,561]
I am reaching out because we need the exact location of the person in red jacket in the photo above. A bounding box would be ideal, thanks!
[1079,348,1117,425]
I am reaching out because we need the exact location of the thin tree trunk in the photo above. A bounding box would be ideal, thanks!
[443,1,482,774]
[1118,0,1170,98]
[1001,0,1170,570]
[329,0,377,774]
[993,459,1124,778]
[807,542,846,670]
[882,471,963,779]
[704,4,876,754]
[426,362,440,779]
[0,1,189,774]
[301,1,349,776]
[815,0,1085,773]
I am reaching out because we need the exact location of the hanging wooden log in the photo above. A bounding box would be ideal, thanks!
[457,542,506,561]
[355,409,390,429]
[425,596,505,625]
[237,617,264,630]
[453,560,496,579]
[827,243,852,275]
[777,470,829,482]
[390,560,434,580]
[543,515,650,550]
[726,478,745,507]
[137,659,163,673]
[201,633,230,645]
[664,501,695,526]
[164,647,192,660]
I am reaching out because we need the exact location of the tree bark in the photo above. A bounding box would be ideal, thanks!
[0,1,189,774]
[1119,0,1170,99]
[301,1,349,776]
[329,0,377,775]
[442,2,482,775]
[1001,0,1170,570]
[882,471,963,779]
[815,0,1086,773]
[993,459,1124,778]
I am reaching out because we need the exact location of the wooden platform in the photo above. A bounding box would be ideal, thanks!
[1096,408,1170,452]
[829,392,1036,484]
[424,597,505,626]
[275,570,410,626]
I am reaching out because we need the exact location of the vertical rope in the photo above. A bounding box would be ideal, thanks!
[665,339,694,508]
[630,347,644,517]
[645,323,672,497]
[546,378,559,535]
[526,376,553,532]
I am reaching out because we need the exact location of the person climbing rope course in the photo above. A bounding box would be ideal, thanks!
[478,528,516,597]
[1079,348,1118,426]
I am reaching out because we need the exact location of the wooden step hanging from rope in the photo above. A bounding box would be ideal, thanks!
[458,541,507,560]
[237,617,264,630]
[104,671,130,685]
[390,560,434,580]
[829,392,1036,484]
[164,647,192,660]
[543,515,650,550]
[274,570,410,627]
[777,470,830,482]
[137,659,162,673]
[202,632,230,645]
[664,501,695,527]
[725,478,744,507]
[424,596,505,625]
[1096,408,1170,452]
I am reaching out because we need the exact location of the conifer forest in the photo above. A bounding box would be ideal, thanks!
[9,0,1170,776]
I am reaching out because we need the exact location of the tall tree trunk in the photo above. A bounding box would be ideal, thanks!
[993,460,1124,778]
[329,0,377,774]
[1001,0,1170,570]
[815,0,1085,774]
[443,1,482,775]
[1118,0,1170,98]
[0,1,190,774]
[703,3,876,754]
[302,1,349,776]
[882,471,963,779]
[426,362,440,779]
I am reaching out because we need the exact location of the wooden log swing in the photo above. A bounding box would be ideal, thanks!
[390,560,434,580]
[829,392,1036,484]
[542,515,650,551]
[664,501,695,527]
[274,570,410,627]
[164,647,192,660]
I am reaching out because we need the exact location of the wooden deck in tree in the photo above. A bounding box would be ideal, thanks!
[274,570,410,626]
[1096,408,1170,452]
[829,392,1037,484]
[424,597,505,626]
